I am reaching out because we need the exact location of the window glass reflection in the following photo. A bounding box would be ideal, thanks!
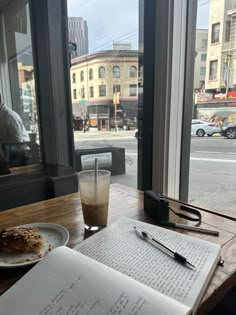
[0,0,41,175]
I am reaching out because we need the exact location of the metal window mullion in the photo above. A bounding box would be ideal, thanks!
[152,0,174,195]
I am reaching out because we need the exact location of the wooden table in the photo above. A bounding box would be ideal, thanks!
[0,183,236,314]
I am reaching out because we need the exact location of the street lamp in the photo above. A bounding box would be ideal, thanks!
[224,53,231,99]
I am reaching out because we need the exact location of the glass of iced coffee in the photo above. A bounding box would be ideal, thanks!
[78,169,111,231]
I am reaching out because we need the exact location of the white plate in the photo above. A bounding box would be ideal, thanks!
[0,223,69,268]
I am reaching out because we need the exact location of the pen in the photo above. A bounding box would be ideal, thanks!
[134,226,195,269]
[160,221,219,236]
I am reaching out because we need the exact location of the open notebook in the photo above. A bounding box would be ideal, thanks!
[0,217,221,315]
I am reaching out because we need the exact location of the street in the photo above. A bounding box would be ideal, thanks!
[74,131,236,217]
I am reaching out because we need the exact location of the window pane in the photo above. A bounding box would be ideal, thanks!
[68,0,140,189]
[113,66,120,78]
[98,66,105,79]
[201,53,207,61]
[129,84,137,96]
[211,22,220,43]
[0,1,41,175]
[190,0,236,217]
[99,85,106,96]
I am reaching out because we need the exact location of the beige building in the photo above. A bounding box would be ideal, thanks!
[70,50,138,130]
[205,0,236,93]
[194,29,208,90]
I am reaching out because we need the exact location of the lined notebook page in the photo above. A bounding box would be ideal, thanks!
[74,217,221,310]
[0,247,190,315]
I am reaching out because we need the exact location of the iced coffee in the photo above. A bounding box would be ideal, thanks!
[78,170,110,230]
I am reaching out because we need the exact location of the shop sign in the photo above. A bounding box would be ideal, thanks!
[195,92,213,104]
[81,152,112,170]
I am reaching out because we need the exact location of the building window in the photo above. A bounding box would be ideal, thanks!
[201,39,207,48]
[72,73,76,83]
[209,60,218,80]
[89,68,93,80]
[129,66,137,78]
[199,80,205,88]
[113,85,121,93]
[98,66,105,79]
[90,86,94,97]
[81,86,85,99]
[98,105,109,114]
[200,67,206,75]
[73,89,77,99]
[80,71,84,82]
[129,84,137,96]
[211,23,220,44]
[225,20,231,42]
[99,85,106,96]
[201,53,207,62]
[113,66,120,78]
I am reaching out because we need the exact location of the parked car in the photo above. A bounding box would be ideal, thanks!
[191,119,221,137]
[222,123,236,139]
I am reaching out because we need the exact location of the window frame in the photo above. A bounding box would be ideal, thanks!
[129,84,137,96]
[98,66,105,79]
[200,67,206,75]
[99,84,106,97]
[209,60,218,80]
[89,68,93,80]
[211,22,220,44]
[80,70,84,82]
[73,89,77,99]
[129,65,137,78]
[90,86,94,98]
[112,66,120,78]
[201,53,206,62]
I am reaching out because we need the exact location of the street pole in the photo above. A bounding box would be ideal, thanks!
[114,88,118,133]
[225,53,231,99]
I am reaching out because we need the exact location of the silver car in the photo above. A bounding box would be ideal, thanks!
[191,119,221,137]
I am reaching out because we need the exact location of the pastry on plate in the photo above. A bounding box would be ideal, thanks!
[0,227,43,254]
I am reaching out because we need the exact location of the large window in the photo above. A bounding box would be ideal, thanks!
[0,1,41,175]
[68,0,140,189]
[209,60,218,80]
[189,0,236,219]
[72,73,76,83]
[211,23,220,43]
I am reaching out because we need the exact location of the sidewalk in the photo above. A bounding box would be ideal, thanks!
[74,130,136,141]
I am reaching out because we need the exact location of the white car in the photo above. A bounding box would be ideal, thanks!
[191,119,221,137]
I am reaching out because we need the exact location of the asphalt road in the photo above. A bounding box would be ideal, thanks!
[75,134,236,217]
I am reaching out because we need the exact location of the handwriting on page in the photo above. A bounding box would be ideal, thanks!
[77,217,219,307]
[37,275,148,315]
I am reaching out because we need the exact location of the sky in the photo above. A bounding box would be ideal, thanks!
[67,0,210,53]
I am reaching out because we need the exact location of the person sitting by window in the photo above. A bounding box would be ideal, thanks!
[0,94,30,169]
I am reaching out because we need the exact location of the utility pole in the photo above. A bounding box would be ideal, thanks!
[224,53,231,99]
[113,88,120,133]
